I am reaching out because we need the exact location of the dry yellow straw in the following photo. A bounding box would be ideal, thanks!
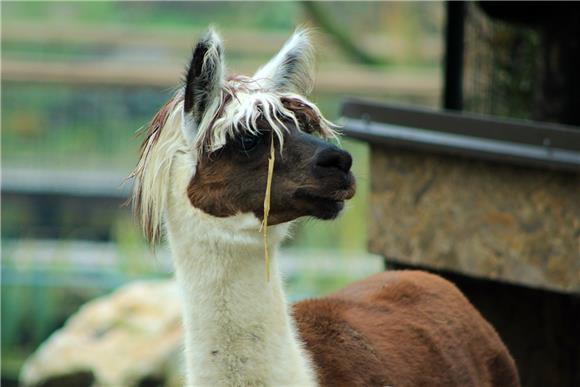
[262,136,275,281]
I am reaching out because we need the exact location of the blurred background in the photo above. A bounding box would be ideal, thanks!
[1,2,443,384]
[4,2,579,387]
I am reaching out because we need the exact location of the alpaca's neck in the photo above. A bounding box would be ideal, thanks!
[166,212,317,386]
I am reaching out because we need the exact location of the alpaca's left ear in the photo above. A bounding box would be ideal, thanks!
[183,29,225,137]
[254,29,314,95]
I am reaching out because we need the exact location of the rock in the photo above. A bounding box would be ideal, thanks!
[20,280,185,387]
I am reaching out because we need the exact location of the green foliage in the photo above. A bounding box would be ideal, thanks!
[2,84,167,169]
[2,2,298,31]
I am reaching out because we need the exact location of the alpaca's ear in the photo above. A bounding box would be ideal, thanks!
[253,29,314,95]
[183,29,225,132]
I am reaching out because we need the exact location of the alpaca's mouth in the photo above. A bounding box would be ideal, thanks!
[294,188,354,203]
[293,171,356,204]
[293,186,355,219]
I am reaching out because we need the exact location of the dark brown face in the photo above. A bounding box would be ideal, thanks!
[187,112,356,225]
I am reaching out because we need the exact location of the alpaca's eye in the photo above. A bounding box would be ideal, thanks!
[238,133,262,153]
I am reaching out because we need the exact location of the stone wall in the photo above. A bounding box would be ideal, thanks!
[369,145,580,293]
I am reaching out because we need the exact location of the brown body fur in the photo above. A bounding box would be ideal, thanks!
[294,270,520,387]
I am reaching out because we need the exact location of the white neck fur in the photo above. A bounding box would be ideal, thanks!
[164,151,317,387]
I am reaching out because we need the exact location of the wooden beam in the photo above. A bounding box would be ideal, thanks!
[2,59,440,97]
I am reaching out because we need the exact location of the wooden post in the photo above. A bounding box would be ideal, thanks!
[443,1,465,110]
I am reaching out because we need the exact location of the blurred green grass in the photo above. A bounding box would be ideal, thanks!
[2,2,299,31]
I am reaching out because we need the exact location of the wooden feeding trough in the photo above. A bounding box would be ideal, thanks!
[341,98,580,387]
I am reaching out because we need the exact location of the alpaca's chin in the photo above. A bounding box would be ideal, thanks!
[292,190,349,220]
[293,181,355,219]
[311,199,345,220]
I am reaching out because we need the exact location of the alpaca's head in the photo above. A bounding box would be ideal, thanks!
[132,29,356,243]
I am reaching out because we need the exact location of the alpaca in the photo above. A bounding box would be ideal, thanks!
[131,29,519,386]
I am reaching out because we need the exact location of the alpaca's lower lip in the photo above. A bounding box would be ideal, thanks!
[294,190,346,203]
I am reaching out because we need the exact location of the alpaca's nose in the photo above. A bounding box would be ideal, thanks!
[315,146,352,173]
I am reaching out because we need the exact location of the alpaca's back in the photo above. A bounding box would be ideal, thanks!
[293,270,519,387]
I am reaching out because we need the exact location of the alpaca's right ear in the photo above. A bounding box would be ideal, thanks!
[183,29,225,138]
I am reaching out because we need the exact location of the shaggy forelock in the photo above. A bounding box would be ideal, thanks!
[193,76,336,153]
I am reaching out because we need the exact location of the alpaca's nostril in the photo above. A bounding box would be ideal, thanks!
[316,148,352,173]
